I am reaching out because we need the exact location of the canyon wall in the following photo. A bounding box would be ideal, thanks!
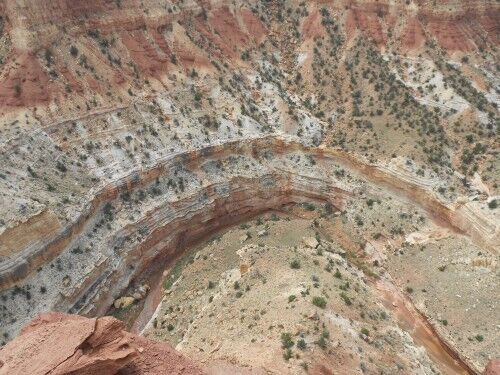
[0,135,497,342]
[0,1,497,372]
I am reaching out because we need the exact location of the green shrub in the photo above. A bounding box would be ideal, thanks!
[56,161,67,173]
[70,45,79,57]
[283,348,293,361]
[297,338,307,350]
[316,336,327,349]
[312,296,327,309]
[281,332,294,349]
[340,292,352,306]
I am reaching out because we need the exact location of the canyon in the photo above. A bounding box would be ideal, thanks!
[0,0,499,374]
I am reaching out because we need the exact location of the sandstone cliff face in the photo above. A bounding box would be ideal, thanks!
[0,312,203,375]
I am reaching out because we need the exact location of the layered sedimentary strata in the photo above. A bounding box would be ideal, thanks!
[0,0,498,373]
[0,135,344,340]
[0,134,497,344]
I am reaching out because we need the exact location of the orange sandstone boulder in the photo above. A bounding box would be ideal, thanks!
[0,312,204,375]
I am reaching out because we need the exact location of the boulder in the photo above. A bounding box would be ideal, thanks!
[132,292,144,300]
[302,236,319,249]
[114,296,136,309]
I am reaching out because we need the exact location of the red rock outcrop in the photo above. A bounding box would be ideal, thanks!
[0,51,54,108]
[427,18,476,52]
[0,312,204,375]
[123,335,205,375]
[401,16,426,51]
[340,0,500,51]
[121,30,169,77]
[345,7,387,47]
[240,9,267,41]
[302,9,325,40]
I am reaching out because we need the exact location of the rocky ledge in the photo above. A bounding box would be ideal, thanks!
[0,311,204,375]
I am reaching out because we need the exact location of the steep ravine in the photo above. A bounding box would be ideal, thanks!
[376,279,477,375]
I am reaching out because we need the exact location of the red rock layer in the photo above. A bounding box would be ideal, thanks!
[0,1,498,113]
[120,30,169,77]
[193,6,263,59]
[240,9,268,40]
[347,7,387,47]
[427,18,476,52]
[341,1,499,51]
[484,359,500,375]
[303,9,325,40]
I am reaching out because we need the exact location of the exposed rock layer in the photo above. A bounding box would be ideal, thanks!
[0,1,497,373]
[1,136,497,289]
